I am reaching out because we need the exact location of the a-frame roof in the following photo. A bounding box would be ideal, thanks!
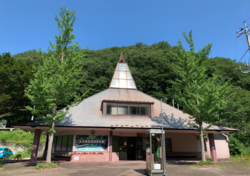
[109,52,137,89]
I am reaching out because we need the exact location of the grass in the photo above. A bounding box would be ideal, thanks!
[196,159,213,166]
[190,155,250,170]
[0,130,46,148]
[34,162,58,170]
[9,148,33,159]
[228,154,250,162]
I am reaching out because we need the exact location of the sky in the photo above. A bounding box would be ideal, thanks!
[1,0,250,62]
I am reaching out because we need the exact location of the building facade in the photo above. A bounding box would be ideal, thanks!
[13,53,236,163]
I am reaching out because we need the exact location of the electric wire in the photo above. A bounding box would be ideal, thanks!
[166,49,249,100]
[244,18,250,22]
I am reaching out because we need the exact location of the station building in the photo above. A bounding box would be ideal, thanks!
[13,53,236,163]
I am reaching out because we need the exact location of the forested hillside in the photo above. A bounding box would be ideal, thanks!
[1,41,250,154]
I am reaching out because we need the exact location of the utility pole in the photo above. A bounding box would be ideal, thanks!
[237,21,250,73]
[161,99,166,175]
[237,21,250,52]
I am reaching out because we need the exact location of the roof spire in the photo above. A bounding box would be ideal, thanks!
[109,52,137,89]
[118,52,126,63]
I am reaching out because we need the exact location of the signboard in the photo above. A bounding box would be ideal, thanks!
[75,135,108,151]
[154,164,161,170]
[78,139,106,144]
[74,156,79,160]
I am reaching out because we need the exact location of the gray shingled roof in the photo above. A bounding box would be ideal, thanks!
[14,88,237,132]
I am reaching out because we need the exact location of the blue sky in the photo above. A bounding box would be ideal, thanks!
[1,0,250,62]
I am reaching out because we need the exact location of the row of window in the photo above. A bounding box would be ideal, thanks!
[52,135,73,152]
[106,103,151,116]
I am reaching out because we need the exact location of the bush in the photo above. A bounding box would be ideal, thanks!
[229,135,241,155]
[35,162,58,170]
[9,148,32,159]
[0,162,3,168]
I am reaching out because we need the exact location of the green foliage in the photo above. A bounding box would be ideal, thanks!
[25,5,86,132]
[196,159,213,165]
[229,135,241,155]
[12,50,40,64]
[168,31,233,161]
[169,31,232,129]
[34,162,58,170]
[0,52,34,124]
[0,162,3,168]
[9,148,32,159]
[0,130,46,148]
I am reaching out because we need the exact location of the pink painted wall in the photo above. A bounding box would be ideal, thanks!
[205,138,230,159]
[112,152,119,162]
[71,152,119,162]
[214,140,230,159]
[71,152,109,162]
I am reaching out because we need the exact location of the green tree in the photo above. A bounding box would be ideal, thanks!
[25,5,85,163]
[0,53,34,124]
[0,94,11,119]
[169,31,232,161]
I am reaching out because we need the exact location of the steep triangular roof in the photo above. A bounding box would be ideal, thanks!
[109,52,137,89]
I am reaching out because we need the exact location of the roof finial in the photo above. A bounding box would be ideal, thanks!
[118,52,126,63]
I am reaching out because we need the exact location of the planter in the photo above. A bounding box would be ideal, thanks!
[97,152,103,155]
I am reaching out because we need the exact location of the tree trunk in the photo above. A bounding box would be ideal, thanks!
[46,120,55,163]
[200,128,206,161]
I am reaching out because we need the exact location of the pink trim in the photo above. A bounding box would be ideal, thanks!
[30,129,41,163]
[208,134,217,162]
[151,104,154,118]
[109,131,113,161]
[103,102,107,116]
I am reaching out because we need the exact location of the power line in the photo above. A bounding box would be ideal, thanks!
[166,49,249,100]
[244,18,250,22]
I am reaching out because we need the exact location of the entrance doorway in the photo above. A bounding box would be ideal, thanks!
[127,137,136,160]
[118,137,136,160]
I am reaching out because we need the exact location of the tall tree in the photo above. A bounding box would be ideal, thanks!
[25,5,85,163]
[169,31,232,161]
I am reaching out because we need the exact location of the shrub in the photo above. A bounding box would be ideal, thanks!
[0,162,3,168]
[35,162,58,170]
[229,135,241,155]
[9,148,32,159]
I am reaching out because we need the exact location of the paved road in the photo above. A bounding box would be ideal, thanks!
[0,160,250,176]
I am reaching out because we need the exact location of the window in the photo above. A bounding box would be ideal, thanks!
[107,103,117,115]
[141,105,150,116]
[110,63,136,89]
[214,134,226,140]
[112,136,119,152]
[204,140,207,151]
[130,105,140,115]
[106,103,151,116]
[53,135,74,152]
[117,104,128,115]
[165,138,172,152]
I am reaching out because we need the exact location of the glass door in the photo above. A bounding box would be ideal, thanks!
[119,137,127,160]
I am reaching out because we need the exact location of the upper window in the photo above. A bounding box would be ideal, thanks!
[106,103,151,116]
[110,63,136,89]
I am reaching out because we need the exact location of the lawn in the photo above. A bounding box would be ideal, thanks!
[190,156,250,170]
